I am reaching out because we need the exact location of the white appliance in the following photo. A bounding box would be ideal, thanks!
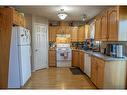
[56,44,72,67]
[116,45,123,58]
[8,26,31,88]
[84,53,91,77]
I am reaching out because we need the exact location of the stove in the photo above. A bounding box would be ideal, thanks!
[56,44,72,67]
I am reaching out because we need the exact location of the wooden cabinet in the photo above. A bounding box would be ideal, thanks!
[12,8,26,27]
[57,26,71,34]
[91,57,98,85]
[72,50,84,72]
[49,26,71,42]
[78,26,85,42]
[94,16,101,40]
[65,26,71,34]
[49,26,58,42]
[48,50,56,67]
[79,51,84,72]
[91,56,105,88]
[0,7,13,88]
[95,6,127,41]
[101,11,108,41]
[107,7,118,41]
[107,6,127,41]
[72,50,79,67]
[71,27,78,42]
[91,56,127,89]
[84,25,90,39]
[96,60,105,88]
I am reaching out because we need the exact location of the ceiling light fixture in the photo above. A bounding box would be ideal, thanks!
[58,9,68,20]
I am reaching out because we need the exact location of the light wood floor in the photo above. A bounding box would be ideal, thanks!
[23,67,96,89]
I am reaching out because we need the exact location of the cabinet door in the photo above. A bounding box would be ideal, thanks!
[71,27,78,42]
[96,59,105,88]
[72,50,79,67]
[91,57,98,85]
[72,50,76,67]
[78,51,81,68]
[0,8,12,88]
[101,11,108,41]
[48,27,52,41]
[78,26,85,42]
[49,26,57,42]
[95,17,101,40]
[84,25,90,39]
[65,26,71,34]
[79,51,84,72]
[48,50,56,67]
[57,26,65,34]
[108,7,118,41]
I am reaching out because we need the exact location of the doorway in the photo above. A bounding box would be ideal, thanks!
[32,23,48,71]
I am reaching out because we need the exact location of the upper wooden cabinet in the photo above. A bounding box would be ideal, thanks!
[58,26,71,34]
[78,26,85,42]
[84,25,90,39]
[107,6,127,41]
[49,26,58,42]
[94,16,101,40]
[94,6,127,41]
[13,9,26,27]
[107,7,119,41]
[71,27,78,42]
[101,11,108,41]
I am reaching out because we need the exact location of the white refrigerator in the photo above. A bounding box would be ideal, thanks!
[8,26,31,88]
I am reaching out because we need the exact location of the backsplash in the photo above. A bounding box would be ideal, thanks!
[100,41,127,56]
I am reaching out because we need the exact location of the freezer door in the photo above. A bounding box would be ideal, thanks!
[25,29,31,45]
[16,26,27,45]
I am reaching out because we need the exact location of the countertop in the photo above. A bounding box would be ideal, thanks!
[72,49,127,61]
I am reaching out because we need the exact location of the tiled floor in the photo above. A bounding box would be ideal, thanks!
[23,67,96,89]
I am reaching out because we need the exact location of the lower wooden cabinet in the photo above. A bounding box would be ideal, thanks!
[79,51,84,72]
[91,57,98,86]
[91,57,105,88]
[72,50,84,72]
[48,50,56,67]
[91,56,127,89]
[72,50,79,67]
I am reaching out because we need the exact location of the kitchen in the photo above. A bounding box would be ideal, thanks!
[0,6,127,89]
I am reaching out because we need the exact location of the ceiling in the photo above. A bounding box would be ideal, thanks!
[14,6,109,21]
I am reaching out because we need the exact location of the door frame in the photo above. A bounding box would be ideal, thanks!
[31,23,49,72]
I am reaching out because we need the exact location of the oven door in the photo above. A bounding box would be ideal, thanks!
[57,50,71,61]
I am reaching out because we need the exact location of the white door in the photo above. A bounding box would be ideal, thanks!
[33,23,48,71]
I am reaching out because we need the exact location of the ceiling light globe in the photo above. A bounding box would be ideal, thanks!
[58,13,68,20]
